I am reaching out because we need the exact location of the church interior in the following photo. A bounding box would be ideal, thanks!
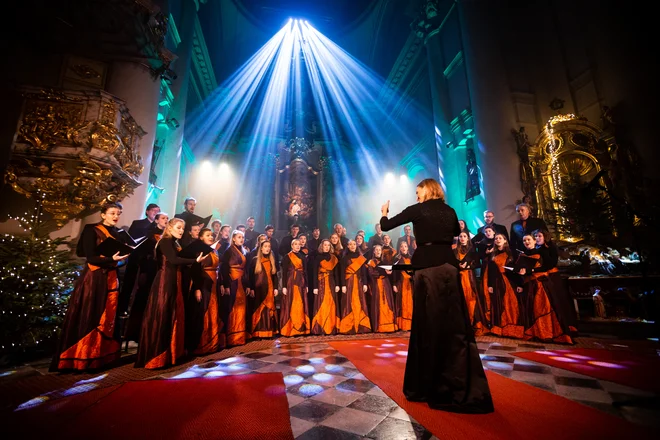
[1,0,659,438]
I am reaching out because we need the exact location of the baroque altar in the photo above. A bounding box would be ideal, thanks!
[274,137,324,231]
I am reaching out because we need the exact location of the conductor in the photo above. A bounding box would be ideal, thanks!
[380,178,493,414]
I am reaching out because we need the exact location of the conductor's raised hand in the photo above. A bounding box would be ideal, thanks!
[113,251,129,261]
[381,200,390,217]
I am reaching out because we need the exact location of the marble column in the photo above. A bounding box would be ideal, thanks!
[147,0,197,216]
[457,1,522,224]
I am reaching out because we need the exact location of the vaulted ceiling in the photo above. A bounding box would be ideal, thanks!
[198,0,423,86]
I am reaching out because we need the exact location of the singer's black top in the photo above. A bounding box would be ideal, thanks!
[380,198,460,269]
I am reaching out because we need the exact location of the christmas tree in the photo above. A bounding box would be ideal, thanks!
[0,200,81,362]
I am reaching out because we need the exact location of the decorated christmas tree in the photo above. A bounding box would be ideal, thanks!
[0,201,81,362]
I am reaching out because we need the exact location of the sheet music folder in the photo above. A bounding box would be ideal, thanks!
[504,254,538,272]
[179,240,214,259]
[379,264,424,272]
[97,236,147,257]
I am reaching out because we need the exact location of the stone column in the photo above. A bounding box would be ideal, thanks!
[422,28,465,213]
[147,0,197,216]
[104,62,161,229]
[457,1,522,224]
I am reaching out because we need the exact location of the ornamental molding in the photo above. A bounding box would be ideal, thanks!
[5,87,147,227]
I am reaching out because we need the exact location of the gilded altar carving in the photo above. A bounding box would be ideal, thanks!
[5,87,146,227]
[515,113,615,238]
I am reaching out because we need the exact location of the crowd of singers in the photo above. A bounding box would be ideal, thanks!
[50,197,577,373]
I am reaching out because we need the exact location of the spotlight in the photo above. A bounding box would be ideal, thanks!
[385,172,395,185]
[399,174,408,183]
[201,161,212,172]
[219,163,230,173]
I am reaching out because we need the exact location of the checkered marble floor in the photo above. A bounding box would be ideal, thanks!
[151,337,660,439]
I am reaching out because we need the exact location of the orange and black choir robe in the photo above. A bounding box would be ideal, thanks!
[367,258,398,333]
[280,251,311,336]
[135,237,197,369]
[311,252,341,335]
[187,250,226,354]
[486,251,524,339]
[522,248,574,344]
[221,244,250,346]
[248,256,278,338]
[50,223,123,372]
[338,251,371,334]
[124,226,163,343]
[393,254,414,331]
[455,248,489,336]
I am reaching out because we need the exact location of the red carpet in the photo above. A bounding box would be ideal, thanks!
[329,338,654,440]
[514,348,660,393]
[6,373,293,440]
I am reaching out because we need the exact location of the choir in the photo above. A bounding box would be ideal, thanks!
[50,199,577,372]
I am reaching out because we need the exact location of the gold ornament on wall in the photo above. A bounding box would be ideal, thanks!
[5,87,147,228]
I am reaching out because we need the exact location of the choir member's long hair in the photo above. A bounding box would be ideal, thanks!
[155,218,186,256]
[254,233,267,250]
[454,231,473,256]
[329,233,343,253]
[533,229,553,248]
[416,178,445,202]
[161,218,185,240]
[458,219,471,235]
[355,234,368,254]
[317,239,334,254]
[254,240,277,275]
[492,233,513,261]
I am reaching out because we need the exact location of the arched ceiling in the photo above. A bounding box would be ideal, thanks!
[233,0,379,35]
[199,0,423,84]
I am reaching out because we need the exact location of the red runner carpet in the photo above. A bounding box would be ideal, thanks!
[329,338,653,440]
[6,373,293,440]
[514,347,660,393]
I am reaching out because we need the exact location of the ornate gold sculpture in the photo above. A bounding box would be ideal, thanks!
[515,113,616,240]
[5,87,146,227]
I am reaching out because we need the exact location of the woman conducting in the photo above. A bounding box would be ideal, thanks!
[380,178,493,414]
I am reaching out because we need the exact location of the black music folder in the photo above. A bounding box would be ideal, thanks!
[179,240,214,259]
[505,254,538,273]
[97,236,147,257]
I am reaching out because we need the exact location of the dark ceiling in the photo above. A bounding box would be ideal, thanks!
[233,0,379,35]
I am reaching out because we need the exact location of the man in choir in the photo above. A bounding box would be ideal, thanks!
[120,203,160,315]
[308,227,321,256]
[334,223,349,249]
[211,219,222,240]
[396,224,417,255]
[217,225,232,256]
[244,216,259,249]
[175,197,197,234]
[265,224,279,258]
[472,210,509,244]
[367,222,384,249]
[180,223,201,248]
[128,203,160,239]
[280,223,300,258]
[509,203,547,253]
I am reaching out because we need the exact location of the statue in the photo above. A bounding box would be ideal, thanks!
[512,127,537,207]
[465,147,481,202]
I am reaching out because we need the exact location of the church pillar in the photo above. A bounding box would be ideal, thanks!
[104,63,161,228]
[420,17,460,209]
[147,0,198,216]
[457,1,522,222]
